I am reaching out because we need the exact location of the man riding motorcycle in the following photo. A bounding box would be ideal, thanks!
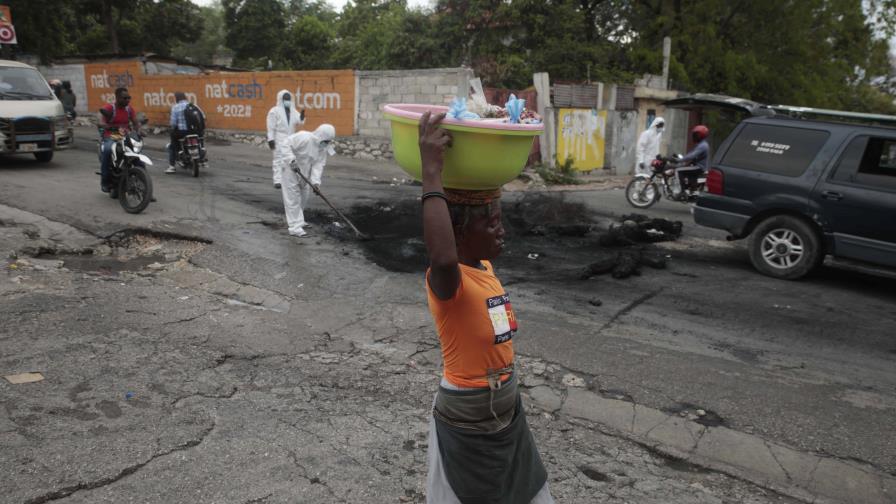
[97,87,141,195]
[166,91,207,174]
[676,125,709,198]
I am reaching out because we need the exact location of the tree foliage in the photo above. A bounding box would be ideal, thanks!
[4,0,895,112]
[222,0,287,68]
[2,0,203,61]
[627,0,896,112]
[170,3,231,65]
[279,15,336,69]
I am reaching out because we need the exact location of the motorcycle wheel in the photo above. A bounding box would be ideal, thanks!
[625,178,659,209]
[192,159,199,178]
[118,166,153,214]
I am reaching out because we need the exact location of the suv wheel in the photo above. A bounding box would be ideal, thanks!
[748,215,820,280]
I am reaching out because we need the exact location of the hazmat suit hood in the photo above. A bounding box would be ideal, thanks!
[313,124,336,156]
[267,89,306,185]
[275,89,300,120]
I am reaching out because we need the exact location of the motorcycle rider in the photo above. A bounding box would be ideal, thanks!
[266,90,305,189]
[60,81,77,119]
[280,124,336,237]
[635,117,664,175]
[166,92,207,174]
[676,125,710,198]
[97,87,141,195]
[49,79,62,100]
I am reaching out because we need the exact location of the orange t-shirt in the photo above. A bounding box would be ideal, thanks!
[426,261,516,388]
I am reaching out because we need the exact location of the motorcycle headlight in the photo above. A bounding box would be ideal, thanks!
[126,134,143,153]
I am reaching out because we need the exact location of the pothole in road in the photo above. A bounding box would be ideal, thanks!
[29,229,209,276]
[579,466,611,482]
[658,453,713,474]
[664,403,726,427]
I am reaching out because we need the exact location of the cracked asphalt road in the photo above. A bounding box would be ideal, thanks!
[0,129,893,503]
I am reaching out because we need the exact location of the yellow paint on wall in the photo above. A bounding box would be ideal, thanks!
[556,108,607,171]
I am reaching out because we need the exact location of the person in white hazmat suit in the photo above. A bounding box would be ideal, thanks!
[281,124,337,238]
[267,90,305,189]
[635,117,664,175]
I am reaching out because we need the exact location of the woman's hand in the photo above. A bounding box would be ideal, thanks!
[418,111,451,179]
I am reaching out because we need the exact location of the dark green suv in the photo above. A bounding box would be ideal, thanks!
[694,108,896,280]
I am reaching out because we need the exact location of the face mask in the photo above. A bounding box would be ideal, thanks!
[283,100,292,108]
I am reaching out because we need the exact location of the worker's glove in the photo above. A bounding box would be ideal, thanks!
[268,140,275,150]
[312,183,321,195]
[300,109,306,121]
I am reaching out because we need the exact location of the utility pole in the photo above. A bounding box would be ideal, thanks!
[533,72,555,167]
[662,37,671,90]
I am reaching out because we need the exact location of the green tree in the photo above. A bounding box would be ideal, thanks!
[171,3,232,65]
[429,0,523,85]
[104,0,202,56]
[333,0,406,69]
[503,0,633,87]
[2,0,203,62]
[384,10,449,69]
[278,15,336,69]
[222,0,287,68]
[285,0,337,23]
[0,0,79,62]
[628,0,896,113]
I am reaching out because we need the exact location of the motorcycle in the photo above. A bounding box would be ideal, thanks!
[99,128,154,214]
[169,134,205,177]
[625,154,706,209]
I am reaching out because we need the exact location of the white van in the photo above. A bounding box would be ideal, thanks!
[0,60,72,162]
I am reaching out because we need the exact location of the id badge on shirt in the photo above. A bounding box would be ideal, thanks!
[486,293,517,344]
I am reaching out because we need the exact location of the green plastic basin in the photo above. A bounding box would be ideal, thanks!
[383,104,543,190]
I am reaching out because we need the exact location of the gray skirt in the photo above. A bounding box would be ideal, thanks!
[426,376,554,504]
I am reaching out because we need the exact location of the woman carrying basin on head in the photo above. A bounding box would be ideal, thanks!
[419,110,553,504]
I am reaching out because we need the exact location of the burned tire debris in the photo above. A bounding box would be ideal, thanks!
[578,213,682,280]
[598,214,683,247]
[329,194,683,281]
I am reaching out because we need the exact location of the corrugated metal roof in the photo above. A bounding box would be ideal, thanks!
[553,84,600,108]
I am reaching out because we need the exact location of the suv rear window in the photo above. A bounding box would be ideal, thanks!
[721,123,829,177]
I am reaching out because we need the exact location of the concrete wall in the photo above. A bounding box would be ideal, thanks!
[634,97,688,159]
[36,63,88,115]
[605,110,639,175]
[356,67,474,137]
[600,107,688,176]
[38,62,473,141]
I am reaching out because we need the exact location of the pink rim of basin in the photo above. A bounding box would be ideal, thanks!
[382,104,544,132]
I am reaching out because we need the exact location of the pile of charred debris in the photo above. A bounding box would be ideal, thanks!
[339,195,684,280]
[580,214,682,279]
